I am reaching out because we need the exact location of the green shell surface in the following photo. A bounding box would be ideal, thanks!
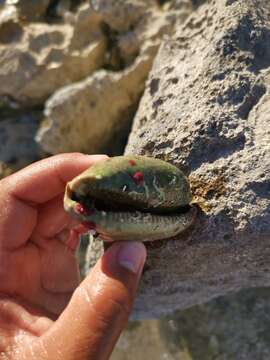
[66,156,191,212]
[64,155,196,242]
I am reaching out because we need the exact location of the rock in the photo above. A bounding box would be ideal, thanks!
[84,235,104,275]
[124,0,270,318]
[90,0,155,32]
[116,1,194,67]
[159,288,270,360]
[0,2,106,105]
[36,52,155,154]
[53,0,72,18]
[1,0,193,106]
[111,320,167,360]
[0,161,12,179]
[7,0,50,21]
[118,0,200,69]
[37,1,194,154]
[0,94,21,118]
[0,112,43,170]
[111,288,270,360]
[0,4,23,43]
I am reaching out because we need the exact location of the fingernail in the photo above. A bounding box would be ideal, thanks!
[118,242,146,274]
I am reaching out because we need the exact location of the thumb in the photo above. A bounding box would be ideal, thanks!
[40,241,146,360]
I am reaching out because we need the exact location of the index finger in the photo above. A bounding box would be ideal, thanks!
[4,153,108,204]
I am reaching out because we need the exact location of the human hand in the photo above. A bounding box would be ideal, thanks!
[0,153,146,360]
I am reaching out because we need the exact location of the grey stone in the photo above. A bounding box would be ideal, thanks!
[90,0,155,32]
[37,1,194,155]
[111,288,270,360]
[84,235,104,276]
[8,0,50,21]
[0,161,12,179]
[124,0,270,319]
[36,52,155,154]
[0,4,23,43]
[0,112,43,170]
[159,288,270,360]
[0,2,106,105]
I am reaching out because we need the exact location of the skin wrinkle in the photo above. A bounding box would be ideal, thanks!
[10,193,38,210]
[0,309,36,358]
[0,252,12,288]
[0,298,52,338]
[0,203,36,251]
[85,274,133,319]
[68,313,121,360]
[12,163,64,205]
[77,285,131,327]
[0,300,32,328]
[53,158,71,190]
[71,286,117,328]
[89,257,136,315]
[39,243,79,294]
[32,194,69,239]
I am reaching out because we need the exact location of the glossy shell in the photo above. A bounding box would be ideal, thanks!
[64,155,196,242]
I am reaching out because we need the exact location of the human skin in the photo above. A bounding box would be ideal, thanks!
[0,153,147,360]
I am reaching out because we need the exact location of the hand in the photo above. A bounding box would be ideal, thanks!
[0,153,146,360]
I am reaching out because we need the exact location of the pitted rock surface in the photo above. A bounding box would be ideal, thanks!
[36,56,154,154]
[0,2,106,105]
[90,0,155,32]
[37,1,194,154]
[124,0,270,319]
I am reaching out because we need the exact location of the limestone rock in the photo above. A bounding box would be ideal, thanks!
[112,320,167,360]
[36,52,154,154]
[7,0,50,21]
[112,288,270,360]
[124,0,270,318]
[37,1,194,155]
[159,288,270,360]
[0,3,106,105]
[84,235,104,275]
[90,0,155,32]
[115,1,194,66]
[0,4,23,43]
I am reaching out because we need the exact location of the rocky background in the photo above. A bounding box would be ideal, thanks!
[1,0,270,359]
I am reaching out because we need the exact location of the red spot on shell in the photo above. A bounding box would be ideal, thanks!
[132,171,144,185]
[75,203,95,216]
[75,203,87,215]
[82,221,96,230]
[128,159,137,166]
